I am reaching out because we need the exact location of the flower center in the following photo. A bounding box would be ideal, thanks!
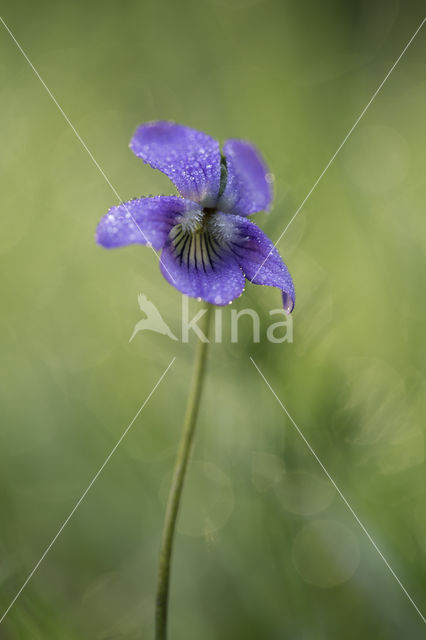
[201,207,216,225]
[169,208,224,272]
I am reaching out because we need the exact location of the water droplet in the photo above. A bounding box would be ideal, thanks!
[292,520,360,588]
[275,471,335,516]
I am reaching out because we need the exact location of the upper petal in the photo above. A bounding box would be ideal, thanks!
[217,139,273,216]
[220,213,295,312]
[96,196,202,250]
[130,121,221,207]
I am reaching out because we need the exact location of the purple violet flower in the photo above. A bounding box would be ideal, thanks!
[96,121,295,312]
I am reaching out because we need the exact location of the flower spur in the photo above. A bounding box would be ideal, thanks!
[96,121,295,312]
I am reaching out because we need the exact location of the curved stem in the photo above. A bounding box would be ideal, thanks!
[155,302,212,640]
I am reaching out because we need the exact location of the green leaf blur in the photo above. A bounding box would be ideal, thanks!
[0,1,425,638]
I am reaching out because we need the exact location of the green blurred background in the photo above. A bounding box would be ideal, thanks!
[1,0,425,638]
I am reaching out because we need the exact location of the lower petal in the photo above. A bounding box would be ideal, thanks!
[160,234,245,306]
[96,196,201,250]
[222,213,295,313]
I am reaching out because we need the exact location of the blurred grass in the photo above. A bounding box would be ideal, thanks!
[0,0,426,638]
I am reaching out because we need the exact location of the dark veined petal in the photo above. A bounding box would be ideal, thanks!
[130,121,221,207]
[160,223,245,306]
[217,139,273,216]
[96,196,202,250]
[217,213,295,312]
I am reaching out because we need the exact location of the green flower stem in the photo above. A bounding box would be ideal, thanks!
[155,302,212,640]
